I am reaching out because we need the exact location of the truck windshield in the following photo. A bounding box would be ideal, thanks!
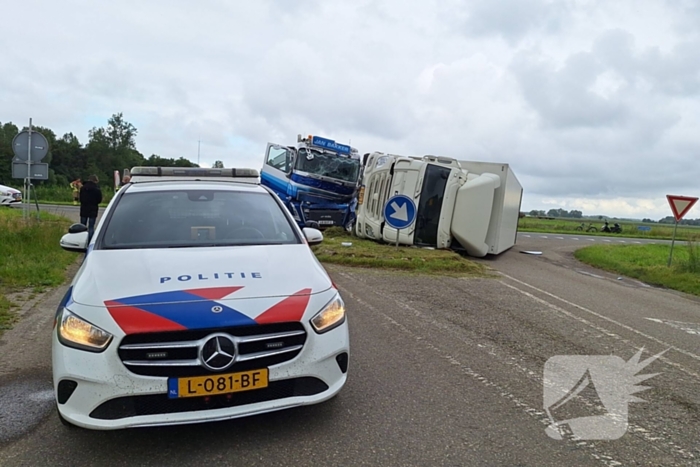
[295,148,360,183]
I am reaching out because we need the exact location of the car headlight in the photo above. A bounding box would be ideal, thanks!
[57,308,113,352]
[310,294,346,334]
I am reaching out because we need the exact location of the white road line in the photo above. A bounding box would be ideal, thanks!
[341,287,626,466]
[588,239,596,241]
[633,241,641,244]
[498,272,700,376]
[540,236,548,238]
[645,318,700,336]
[523,235,531,237]
[572,238,579,240]
[577,270,606,279]
[603,239,611,242]
[338,270,694,462]
[556,237,564,240]
[619,240,626,243]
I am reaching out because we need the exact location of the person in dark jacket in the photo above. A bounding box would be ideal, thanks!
[79,174,103,244]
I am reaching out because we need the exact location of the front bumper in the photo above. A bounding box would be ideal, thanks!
[1,196,21,205]
[52,321,349,430]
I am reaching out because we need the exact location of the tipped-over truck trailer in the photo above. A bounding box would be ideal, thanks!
[354,152,523,257]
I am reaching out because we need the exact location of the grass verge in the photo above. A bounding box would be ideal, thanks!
[0,208,78,334]
[573,239,700,296]
[519,217,700,241]
[311,227,492,277]
[33,185,114,206]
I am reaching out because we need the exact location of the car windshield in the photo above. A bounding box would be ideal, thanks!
[295,148,361,183]
[99,189,301,249]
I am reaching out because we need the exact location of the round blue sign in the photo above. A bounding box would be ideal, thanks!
[383,194,417,230]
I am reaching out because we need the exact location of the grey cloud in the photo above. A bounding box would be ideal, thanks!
[236,38,416,141]
[593,29,700,97]
[510,50,630,129]
[460,0,573,43]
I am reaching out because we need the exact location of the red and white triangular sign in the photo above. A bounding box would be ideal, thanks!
[667,194,699,222]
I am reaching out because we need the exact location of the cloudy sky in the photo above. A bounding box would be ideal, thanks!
[2,0,700,219]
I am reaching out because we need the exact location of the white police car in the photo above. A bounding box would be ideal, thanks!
[54,166,349,430]
[0,184,22,206]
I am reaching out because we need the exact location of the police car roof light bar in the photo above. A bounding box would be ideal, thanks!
[130,166,259,178]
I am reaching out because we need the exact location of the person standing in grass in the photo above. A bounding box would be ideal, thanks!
[79,174,102,244]
[70,178,82,205]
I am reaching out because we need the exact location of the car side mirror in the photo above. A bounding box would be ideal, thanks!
[60,231,88,253]
[303,227,324,246]
[68,223,88,234]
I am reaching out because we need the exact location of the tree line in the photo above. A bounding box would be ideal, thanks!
[528,209,583,218]
[0,113,200,189]
[528,209,700,225]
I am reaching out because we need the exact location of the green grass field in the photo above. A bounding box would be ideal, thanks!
[0,209,78,333]
[519,216,700,241]
[525,216,700,296]
[574,240,700,296]
[8,184,114,207]
[312,228,491,277]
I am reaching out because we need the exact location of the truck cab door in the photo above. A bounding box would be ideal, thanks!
[262,143,296,189]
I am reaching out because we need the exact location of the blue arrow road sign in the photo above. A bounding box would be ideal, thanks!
[383,194,417,230]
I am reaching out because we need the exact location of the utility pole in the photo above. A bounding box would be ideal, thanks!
[198,138,201,166]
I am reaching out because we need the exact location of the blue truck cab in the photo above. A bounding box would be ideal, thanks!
[261,134,363,231]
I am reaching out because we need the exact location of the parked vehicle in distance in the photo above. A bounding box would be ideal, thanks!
[0,184,22,206]
[575,223,597,232]
[602,220,622,234]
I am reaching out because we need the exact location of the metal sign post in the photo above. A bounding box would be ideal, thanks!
[11,119,50,221]
[668,220,679,267]
[383,193,417,249]
[26,119,32,220]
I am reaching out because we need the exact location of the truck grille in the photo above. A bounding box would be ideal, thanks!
[304,209,345,227]
[365,172,393,220]
[117,323,307,377]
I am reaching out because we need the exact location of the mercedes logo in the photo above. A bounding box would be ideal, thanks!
[211,305,223,313]
[199,334,237,371]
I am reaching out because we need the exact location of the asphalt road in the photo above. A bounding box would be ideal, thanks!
[518,230,675,247]
[3,209,700,465]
